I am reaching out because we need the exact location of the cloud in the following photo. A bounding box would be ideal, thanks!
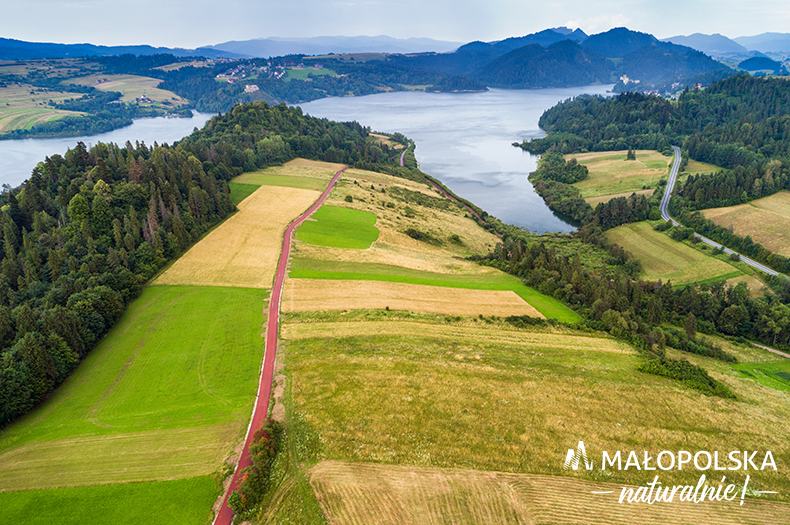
[566,14,630,34]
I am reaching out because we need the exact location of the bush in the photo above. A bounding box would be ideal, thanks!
[638,358,736,398]
[344,195,353,203]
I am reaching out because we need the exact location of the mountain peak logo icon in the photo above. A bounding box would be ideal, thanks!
[564,440,594,470]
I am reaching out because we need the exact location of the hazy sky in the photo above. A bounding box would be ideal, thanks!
[2,0,789,48]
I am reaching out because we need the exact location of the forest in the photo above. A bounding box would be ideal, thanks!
[0,101,404,427]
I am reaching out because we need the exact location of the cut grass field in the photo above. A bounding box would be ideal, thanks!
[703,191,790,257]
[283,279,545,318]
[732,359,790,392]
[232,158,344,191]
[279,316,790,497]
[605,221,742,285]
[289,258,579,322]
[155,184,320,288]
[228,182,260,206]
[295,206,380,249]
[568,150,672,199]
[0,82,84,133]
[0,286,266,491]
[0,477,217,525]
[310,460,790,525]
[68,74,186,105]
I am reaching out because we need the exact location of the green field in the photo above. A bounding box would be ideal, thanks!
[284,67,336,82]
[229,182,260,206]
[295,206,379,249]
[0,477,217,525]
[290,258,580,323]
[732,360,790,392]
[0,83,84,133]
[569,150,672,199]
[682,158,723,176]
[605,221,742,285]
[0,285,266,491]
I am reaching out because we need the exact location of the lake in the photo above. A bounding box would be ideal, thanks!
[0,111,214,188]
[299,86,612,233]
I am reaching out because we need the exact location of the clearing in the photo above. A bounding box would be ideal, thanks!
[310,460,789,525]
[0,82,84,133]
[284,67,336,82]
[68,74,186,105]
[154,184,320,288]
[702,191,790,257]
[0,286,266,491]
[568,150,672,200]
[605,221,742,285]
[282,279,545,318]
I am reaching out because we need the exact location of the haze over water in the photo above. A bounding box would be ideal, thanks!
[300,86,612,233]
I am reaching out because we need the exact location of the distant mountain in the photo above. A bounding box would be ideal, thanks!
[199,36,462,58]
[0,37,241,60]
[618,41,729,84]
[662,33,747,56]
[581,27,657,58]
[734,33,790,54]
[738,56,781,71]
[474,40,611,89]
[488,28,587,54]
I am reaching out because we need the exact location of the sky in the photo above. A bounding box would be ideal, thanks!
[1,0,789,49]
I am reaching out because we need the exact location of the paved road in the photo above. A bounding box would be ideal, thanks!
[213,167,348,525]
[660,146,780,277]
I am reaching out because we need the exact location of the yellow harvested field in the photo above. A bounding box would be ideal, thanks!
[282,320,631,353]
[0,422,237,491]
[68,74,186,104]
[370,133,404,149]
[233,158,344,185]
[585,189,653,206]
[702,191,790,257]
[310,460,790,525]
[155,185,320,288]
[282,280,544,317]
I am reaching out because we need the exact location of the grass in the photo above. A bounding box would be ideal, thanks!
[155,184,320,288]
[295,206,380,249]
[0,286,266,490]
[231,159,343,191]
[568,150,672,199]
[0,477,217,525]
[284,67,336,82]
[229,182,260,206]
[682,158,723,176]
[67,74,186,105]
[289,258,580,322]
[279,319,790,497]
[0,83,84,133]
[703,191,790,257]
[605,221,742,285]
[732,360,790,392]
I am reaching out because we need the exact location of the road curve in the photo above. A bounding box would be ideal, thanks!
[660,147,780,277]
[214,167,348,525]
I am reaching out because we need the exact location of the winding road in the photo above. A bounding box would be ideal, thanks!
[213,167,348,525]
[661,146,779,277]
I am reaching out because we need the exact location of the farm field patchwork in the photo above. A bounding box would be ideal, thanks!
[0,82,84,133]
[605,221,742,284]
[68,74,186,105]
[279,318,790,496]
[289,258,579,322]
[702,191,790,257]
[295,206,380,249]
[155,184,320,288]
[0,476,217,525]
[310,460,790,525]
[0,286,266,492]
[568,149,672,199]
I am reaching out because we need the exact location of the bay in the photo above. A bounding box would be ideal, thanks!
[0,111,214,188]
[299,86,612,233]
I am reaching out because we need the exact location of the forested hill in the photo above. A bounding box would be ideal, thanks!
[0,101,405,427]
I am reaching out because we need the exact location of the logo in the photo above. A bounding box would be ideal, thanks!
[563,440,594,471]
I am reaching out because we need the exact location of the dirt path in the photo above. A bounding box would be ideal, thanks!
[752,342,790,359]
[213,167,348,525]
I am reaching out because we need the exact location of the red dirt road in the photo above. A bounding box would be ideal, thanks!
[214,167,348,525]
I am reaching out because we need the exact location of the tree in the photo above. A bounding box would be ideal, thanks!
[684,312,697,340]
[626,149,636,160]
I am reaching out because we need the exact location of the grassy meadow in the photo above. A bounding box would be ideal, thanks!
[605,221,745,285]
[0,477,217,525]
[284,67,336,82]
[0,286,267,492]
[68,74,186,105]
[568,150,672,199]
[703,191,790,257]
[295,206,380,249]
